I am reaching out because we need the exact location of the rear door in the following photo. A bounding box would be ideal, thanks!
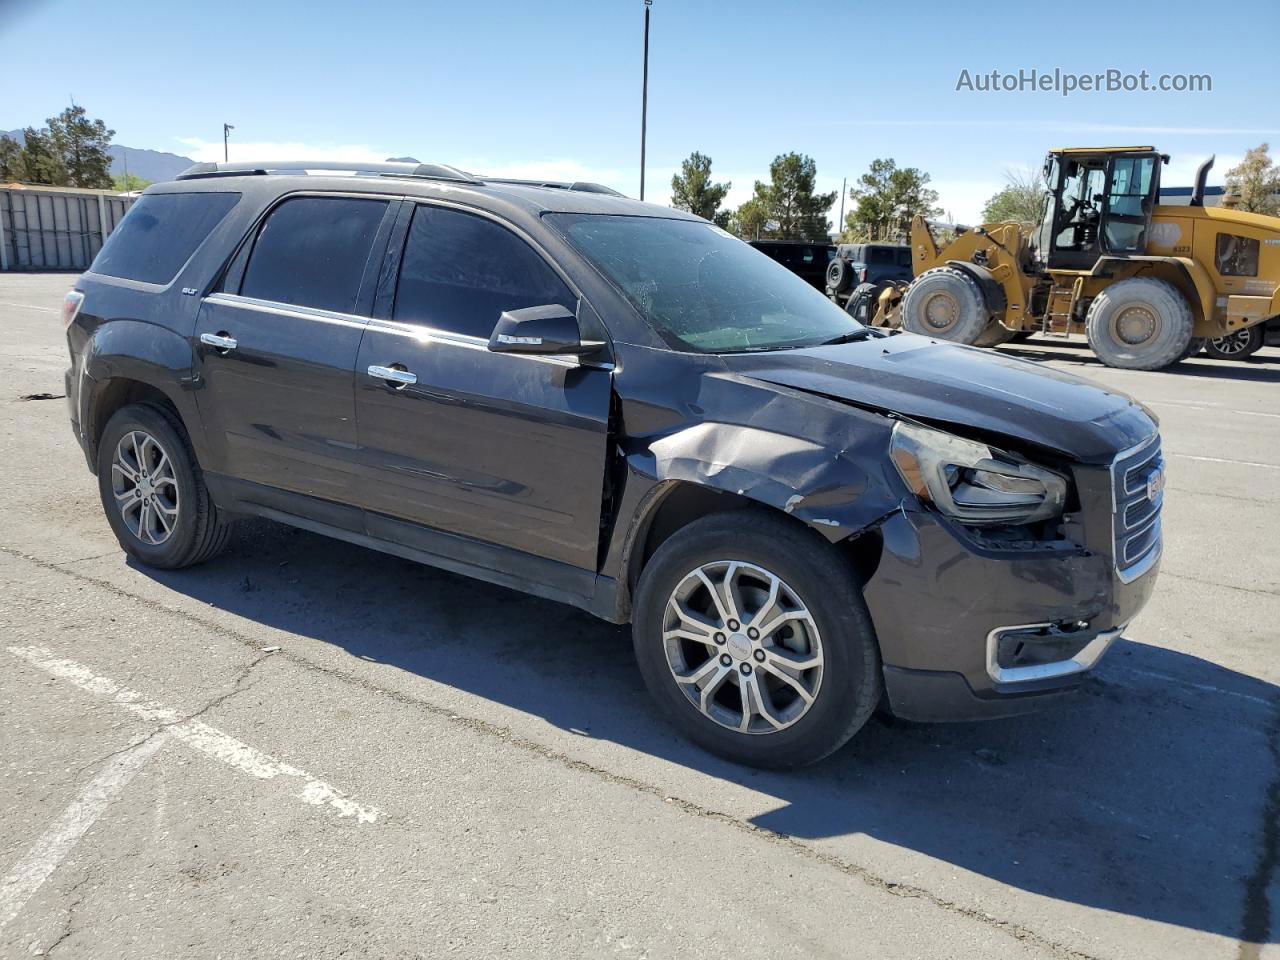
[352,202,613,571]
[194,194,397,511]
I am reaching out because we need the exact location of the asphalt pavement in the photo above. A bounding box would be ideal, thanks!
[1,272,1277,959]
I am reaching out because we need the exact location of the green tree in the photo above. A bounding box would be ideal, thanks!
[843,158,941,241]
[1224,144,1280,215]
[0,135,24,181]
[746,152,836,240]
[16,127,69,185]
[670,151,731,223]
[47,105,115,188]
[980,168,1045,225]
[112,173,152,192]
[726,196,769,240]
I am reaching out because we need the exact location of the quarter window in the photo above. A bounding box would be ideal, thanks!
[92,191,240,285]
[394,205,575,339]
[1216,233,1260,277]
[240,196,388,313]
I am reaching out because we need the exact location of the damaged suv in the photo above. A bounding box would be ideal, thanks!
[63,161,1163,767]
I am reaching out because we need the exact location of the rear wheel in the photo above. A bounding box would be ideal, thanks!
[1203,326,1264,361]
[632,511,881,768]
[96,403,233,569]
[1085,277,1193,370]
[900,267,991,345]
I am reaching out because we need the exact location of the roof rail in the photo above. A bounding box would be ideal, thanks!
[175,160,479,183]
[484,178,625,198]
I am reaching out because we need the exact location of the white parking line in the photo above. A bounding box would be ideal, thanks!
[1149,399,1280,420]
[1168,453,1280,471]
[8,645,380,824]
[0,733,168,933]
[0,299,58,314]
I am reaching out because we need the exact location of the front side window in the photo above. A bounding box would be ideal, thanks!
[240,196,388,313]
[1216,233,1260,276]
[551,214,864,354]
[394,205,574,339]
[92,191,240,285]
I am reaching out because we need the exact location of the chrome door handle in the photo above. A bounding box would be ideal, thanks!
[368,364,417,386]
[199,332,238,351]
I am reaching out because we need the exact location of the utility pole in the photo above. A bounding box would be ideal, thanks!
[639,0,652,200]
[223,123,234,162]
[838,177,847,232]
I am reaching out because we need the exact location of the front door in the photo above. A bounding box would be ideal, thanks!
[194,194,396,509]
[1100,153,1159,255]
[352,202,613,571]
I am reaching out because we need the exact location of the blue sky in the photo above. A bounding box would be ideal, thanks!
[4,0,1277,222]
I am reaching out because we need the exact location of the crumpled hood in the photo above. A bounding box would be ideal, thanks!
[719,334,1156,463]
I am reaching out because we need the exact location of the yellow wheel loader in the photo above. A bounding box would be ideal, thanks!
[868,147,1280,370]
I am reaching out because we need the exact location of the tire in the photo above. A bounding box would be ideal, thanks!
[632,511,882,769]
[1180,337,1206,361]
[1203,326,1264,361]
[96,402,233,569]
[1084,277,1193,370]
[844,281,877,322]
[826,258,853,295]
[900,266,991,345]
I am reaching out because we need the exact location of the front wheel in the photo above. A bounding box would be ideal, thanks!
[632,511,881,768]
[900,267,992,345]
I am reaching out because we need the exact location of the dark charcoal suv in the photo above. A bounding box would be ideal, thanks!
[62,160,1164,768]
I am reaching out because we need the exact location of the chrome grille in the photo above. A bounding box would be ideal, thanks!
[1112,434,1163,582]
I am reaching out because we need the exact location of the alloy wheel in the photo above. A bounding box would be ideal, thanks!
[110,430,179,545]
[662,560,824,734]
[1209,330,1253,356]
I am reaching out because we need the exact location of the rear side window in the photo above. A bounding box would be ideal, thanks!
[394,205,574,339]
[91,192,240,284]
[240,196,388,313]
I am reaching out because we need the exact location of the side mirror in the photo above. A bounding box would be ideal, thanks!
[488,304,603,356]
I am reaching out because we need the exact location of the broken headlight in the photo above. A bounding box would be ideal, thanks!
[890,421,1067,525]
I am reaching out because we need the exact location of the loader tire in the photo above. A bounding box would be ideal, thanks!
[1085,277,1193,370]
[900,267,991,345]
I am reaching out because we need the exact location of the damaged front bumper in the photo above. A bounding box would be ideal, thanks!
[863,507,1159,722]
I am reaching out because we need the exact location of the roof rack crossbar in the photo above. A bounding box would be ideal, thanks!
[483,177,625,197]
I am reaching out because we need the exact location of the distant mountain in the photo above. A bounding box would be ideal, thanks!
[3,128,194,184]
[386,156,420,163]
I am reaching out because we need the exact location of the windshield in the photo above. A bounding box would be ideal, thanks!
[549,214,864,353]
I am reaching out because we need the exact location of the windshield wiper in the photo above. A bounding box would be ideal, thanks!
[818,329,870,346]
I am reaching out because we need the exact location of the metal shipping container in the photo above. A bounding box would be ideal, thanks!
[0,186,135,271]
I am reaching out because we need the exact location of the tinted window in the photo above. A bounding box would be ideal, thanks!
[240,196,388,313]
[552,214,863,353]
[394,205,574,338]
[92,192,239,284]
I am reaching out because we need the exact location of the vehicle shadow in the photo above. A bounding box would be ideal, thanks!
[133,520,1279,946]
[996,339,1280,383]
